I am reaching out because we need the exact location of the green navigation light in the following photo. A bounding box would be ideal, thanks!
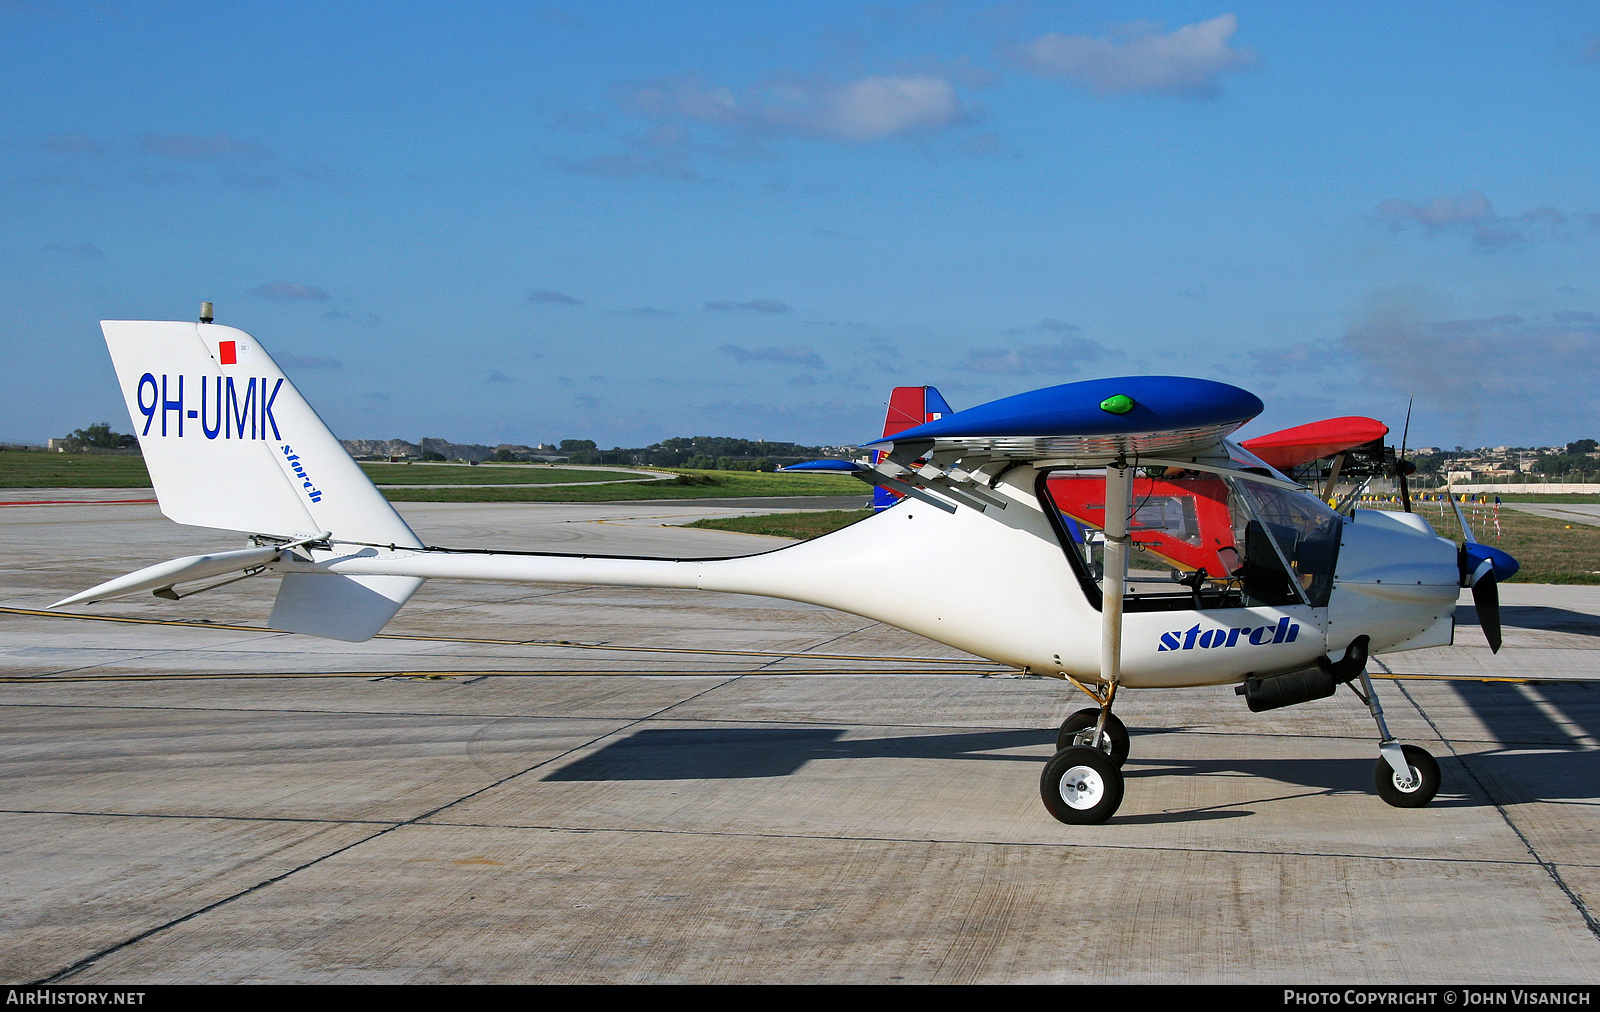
[1099,394,1134,415]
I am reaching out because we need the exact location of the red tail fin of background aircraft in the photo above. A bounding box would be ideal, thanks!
[873,386,954,510]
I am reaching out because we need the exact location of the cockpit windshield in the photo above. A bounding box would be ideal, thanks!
[1040,448,1342,612]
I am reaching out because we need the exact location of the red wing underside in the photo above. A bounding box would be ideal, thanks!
[1239,416,1389,471]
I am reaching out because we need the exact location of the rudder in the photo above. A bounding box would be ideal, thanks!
[102,320,424,639]
[103,320,422,549]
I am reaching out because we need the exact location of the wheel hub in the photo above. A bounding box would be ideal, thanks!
[1058,765,1104,809]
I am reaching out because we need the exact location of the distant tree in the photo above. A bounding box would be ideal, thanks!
[65,422,135,450]
[494,448,517,462]
[1536,453,1593,477]
[545,435,829,470]
[421,450,446,461]
[1567,439,1597,456]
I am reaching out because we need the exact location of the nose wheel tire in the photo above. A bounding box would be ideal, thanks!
[1041,746,1125,824]
[1056,708,1130,766]
[1374,744,1440,808]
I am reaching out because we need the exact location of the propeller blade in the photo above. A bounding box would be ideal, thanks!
[1472,574,1502,653]
[1397,396,1414,513]
[1458,542,1517,655]
[1449,491,1476,544]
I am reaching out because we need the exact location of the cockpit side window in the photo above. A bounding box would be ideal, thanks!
[1229,479,1343,608]
[1037,463,1342,613]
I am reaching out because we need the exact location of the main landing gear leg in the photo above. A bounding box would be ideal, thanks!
[1044,458,1133,826]
[1055,678,1130,765]
[1044,677,1128,824]
[1350,668,1440,808]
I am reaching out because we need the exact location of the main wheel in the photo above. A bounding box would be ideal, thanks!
[1056,708,1130,766]
[1041,746,1124,824]
[1374,745,1440,808]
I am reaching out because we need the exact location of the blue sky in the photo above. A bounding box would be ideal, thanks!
[4,1,1598,450]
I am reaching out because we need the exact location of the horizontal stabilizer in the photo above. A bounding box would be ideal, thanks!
[52,545,285,608]
[778,459,863,472]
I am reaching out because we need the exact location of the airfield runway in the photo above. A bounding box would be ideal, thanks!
[2,495,1598,984]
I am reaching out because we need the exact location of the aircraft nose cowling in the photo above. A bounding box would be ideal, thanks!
[1327,510,1461,653]
[1461,542,1519,585]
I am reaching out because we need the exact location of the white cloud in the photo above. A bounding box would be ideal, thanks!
[1006,14,1256,98]
[1342,301,1600,437]
[622,72,973,143]
[528,289,585,305]
[1249,340,1349,377]
[822,75,970,141]
[1376,190,1493,230]
[1374,191,1598,250]
[42,242,103,259]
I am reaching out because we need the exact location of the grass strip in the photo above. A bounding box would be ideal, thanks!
[382,469,863,502]
[1365,502,1600,584]
[683,509,874,541]
[0,453,151,488]
[1472,493,1600,503]
[359,463,648,485]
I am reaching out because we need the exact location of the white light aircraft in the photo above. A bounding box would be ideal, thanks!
[56,318,1519,824]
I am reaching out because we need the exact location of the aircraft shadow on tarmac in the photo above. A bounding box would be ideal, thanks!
[543,724,1600,811]
[1455,604,1600,638]
[1448,680,1600,746]
[543,726,1053,781]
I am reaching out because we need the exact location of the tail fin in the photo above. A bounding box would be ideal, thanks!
[99,320,422,640]
[872,386,953,510]
[104,320,421,548]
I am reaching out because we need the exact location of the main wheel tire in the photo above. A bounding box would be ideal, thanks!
[1056,708,1131,766]
[1041,746,1125,824]
[1374,745,1441,808]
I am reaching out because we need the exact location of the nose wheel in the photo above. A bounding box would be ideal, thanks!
[1374,743,1440,807]
[1348,667,1443,808]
